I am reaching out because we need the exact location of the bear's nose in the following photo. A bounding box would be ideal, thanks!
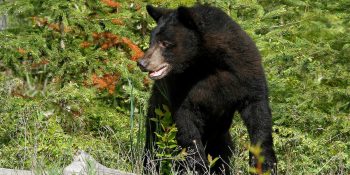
[137,59,148,72]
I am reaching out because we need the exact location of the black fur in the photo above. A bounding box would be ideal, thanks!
[141,4,277,175]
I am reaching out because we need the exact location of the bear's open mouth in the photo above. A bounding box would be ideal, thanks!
[149,64,170,80]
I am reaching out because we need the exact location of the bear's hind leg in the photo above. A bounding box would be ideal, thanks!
[239,99,277,174]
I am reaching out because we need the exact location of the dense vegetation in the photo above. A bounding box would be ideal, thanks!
[0,0,349,174]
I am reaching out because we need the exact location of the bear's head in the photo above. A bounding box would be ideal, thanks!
[137,5,201,80]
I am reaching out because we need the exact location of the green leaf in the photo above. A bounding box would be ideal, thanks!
[155,108,164,116]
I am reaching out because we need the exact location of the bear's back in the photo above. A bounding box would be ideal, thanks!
[189,5,242,34]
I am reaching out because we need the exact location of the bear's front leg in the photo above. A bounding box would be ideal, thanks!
[173,107,209,174]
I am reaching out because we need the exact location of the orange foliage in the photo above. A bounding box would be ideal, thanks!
[111,19,124,25]
[80,41,92,48]
[12,92,32,99]
[32,16,71,32]
[134,3,142,11]
[92,73,120,94]
[121,37,144,61]
[32,16,48,26]
[71,110,82,117]
[101,0,121,8]
[93,32,120,50]
[90,32,143,61]
[92,32,101,40]
[31,59,49,68]
[18,48,27,55]
[100,43,110,50]
[48,23,60,31]
[143,77,151,88]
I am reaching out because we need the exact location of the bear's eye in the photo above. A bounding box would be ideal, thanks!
[159,41,173,48]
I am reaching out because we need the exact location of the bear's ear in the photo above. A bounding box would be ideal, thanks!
[146,5,170,22]
[177,6,197,30]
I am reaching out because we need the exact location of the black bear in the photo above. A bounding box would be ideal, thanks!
[137,4,277,175]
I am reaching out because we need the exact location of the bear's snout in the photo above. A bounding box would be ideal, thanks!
[137,59,149,72]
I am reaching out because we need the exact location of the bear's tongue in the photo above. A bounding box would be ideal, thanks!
[149,67,166,77]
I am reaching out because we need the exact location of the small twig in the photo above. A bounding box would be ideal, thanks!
[193,140,210,173]
[59,16,65,50]
[315,153,341,174]
[269,20,303,29]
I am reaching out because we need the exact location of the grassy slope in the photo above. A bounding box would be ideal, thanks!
[0,0,349,174]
